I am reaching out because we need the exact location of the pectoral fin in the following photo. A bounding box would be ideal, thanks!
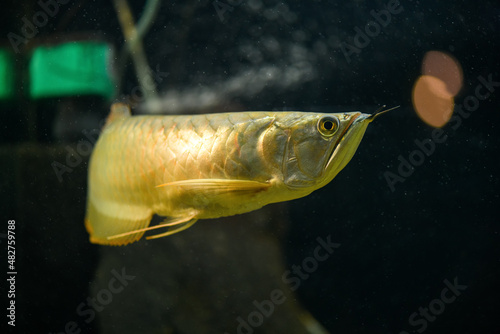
[156,178,271,195]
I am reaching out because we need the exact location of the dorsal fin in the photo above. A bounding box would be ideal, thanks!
[105,103,131,126]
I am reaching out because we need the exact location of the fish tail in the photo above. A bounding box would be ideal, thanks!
[85,199,152,246]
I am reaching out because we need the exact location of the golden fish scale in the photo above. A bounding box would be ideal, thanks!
[89,112,287,224]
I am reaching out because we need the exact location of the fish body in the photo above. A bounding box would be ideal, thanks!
[85,103,376,245]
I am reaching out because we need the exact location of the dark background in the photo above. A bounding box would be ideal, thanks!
[1,0,499,333]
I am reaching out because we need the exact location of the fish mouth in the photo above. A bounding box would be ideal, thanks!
[323,106,399,172]
[324,112,364,170]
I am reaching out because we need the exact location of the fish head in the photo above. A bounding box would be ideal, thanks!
[278,111,373,190]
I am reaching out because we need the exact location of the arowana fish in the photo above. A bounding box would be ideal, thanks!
[85,103,395,246]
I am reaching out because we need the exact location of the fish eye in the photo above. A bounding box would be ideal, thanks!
[317,116,339,137]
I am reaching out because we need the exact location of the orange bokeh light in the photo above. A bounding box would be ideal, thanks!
[412,50,463,128]
[412,75,454,128]
[422,51,463,96]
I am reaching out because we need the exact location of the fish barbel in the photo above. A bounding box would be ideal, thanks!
[85,103,395,245]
